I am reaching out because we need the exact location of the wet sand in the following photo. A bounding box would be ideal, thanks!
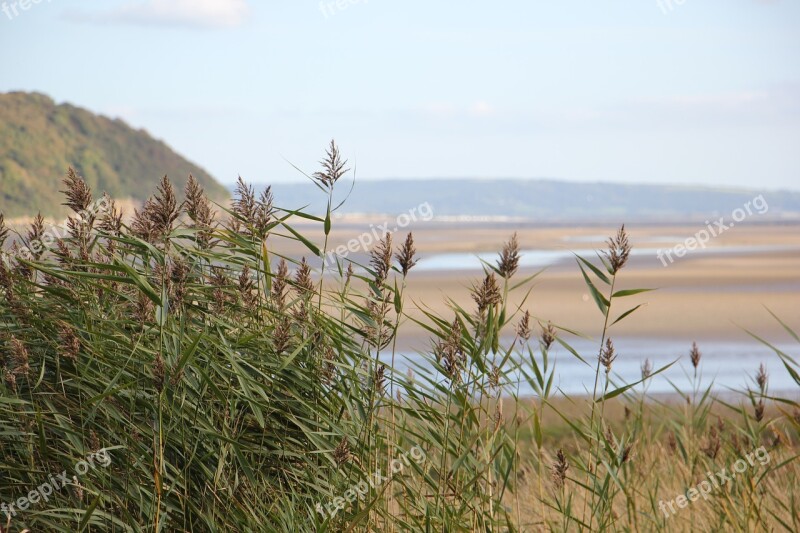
[303,221,800,352]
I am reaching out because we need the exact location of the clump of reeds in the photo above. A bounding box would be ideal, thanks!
[0,153,797,533]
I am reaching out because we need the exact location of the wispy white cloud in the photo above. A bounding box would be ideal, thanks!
[66,0,250,29]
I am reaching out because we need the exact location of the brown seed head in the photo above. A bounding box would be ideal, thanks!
[702,425,721,459]
[24,214,46,260]
[540,321,557,350]
[667,432,677,453]
[238,265,257,310]
[169,258,190,306]
[600,338,617,373]
[345,263,354,286]
[516,310,532,341]
[436,319,465,383]
[98,194,123,236]
[497,232,520,279]
[641,358,652,380]
[756,363,768,393]
[272,318,291,355]
[293,258,315,296]
[755,399,766,422]
[472,272,501,314]
[489,365,501,390]
[209,267,229,313]
[272,259,289,309]
[152,354,166,393]
[690,341,701,369]
[184,175,216,247]
[603,225,631,275]
[254,187,273,238]
[313,140,349,189]
[134,176,181,242]
[395,232,418,276]
[552,449,569,489]
[62,168,93,213]
[333,438,351,466]
[370,232,393,286]
[374,364,386,396]
[0,213,9,249]
[59,324,80,363]
[232,177,257,228]
[9,337,30,377]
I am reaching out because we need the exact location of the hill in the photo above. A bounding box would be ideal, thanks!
[0,92,228,218]
[249,179,800,222]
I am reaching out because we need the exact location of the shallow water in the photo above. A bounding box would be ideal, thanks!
[383,338,800,398]
[413,245,800,272]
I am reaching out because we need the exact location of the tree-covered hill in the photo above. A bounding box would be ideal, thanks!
[0,91,228,218]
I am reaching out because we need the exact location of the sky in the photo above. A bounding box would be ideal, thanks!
[1,0,799,190]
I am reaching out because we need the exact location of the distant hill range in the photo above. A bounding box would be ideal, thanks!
[247,179,800,222]
[0,92,228,218]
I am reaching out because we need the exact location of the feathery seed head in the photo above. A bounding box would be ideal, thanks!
[541,321,557,350]
[516,310,532,341]
[552,449,569,489]
[641,358,652,380]
[600,338,617,373]
[497,232,520,279]
[472,272,501,314]
[0,213,9,249]
[313,140,349,190]
[370,232,393,286]
[62,168,93,213]
[272,259,289,309]
[396,232,418,276]
[603,225,631,275]
[294,258,315,296]
[756,363,768,393]
[690,341,702,369]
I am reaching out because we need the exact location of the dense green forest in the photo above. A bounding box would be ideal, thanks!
[0,92,228,218]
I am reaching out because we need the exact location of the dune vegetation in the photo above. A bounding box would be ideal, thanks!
[0,142,798,532]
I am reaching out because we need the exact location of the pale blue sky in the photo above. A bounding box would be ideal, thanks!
[1,0,799,189]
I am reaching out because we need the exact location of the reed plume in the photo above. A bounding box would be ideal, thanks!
[185,175,216,248]
[395,232,418,276]
[516,310,532,341]
[690,341,701,369]
[133,175,181,242]
[599,338,616,374]
[370,232,393,286]
[552,449,569,489]
[603,225,631,274]
[62,167,93,213]
[313,139,349,190]
[472,272,501,315]
[271,259,289,309]
[540,321,557,350]
[293,258,315,296]
[497,232,520,278]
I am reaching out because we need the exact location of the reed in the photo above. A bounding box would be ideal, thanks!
[0,145,798,532]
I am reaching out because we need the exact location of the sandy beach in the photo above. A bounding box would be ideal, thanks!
[288,220,800,352]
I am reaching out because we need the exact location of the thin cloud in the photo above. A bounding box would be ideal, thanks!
[66,0,250,29]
